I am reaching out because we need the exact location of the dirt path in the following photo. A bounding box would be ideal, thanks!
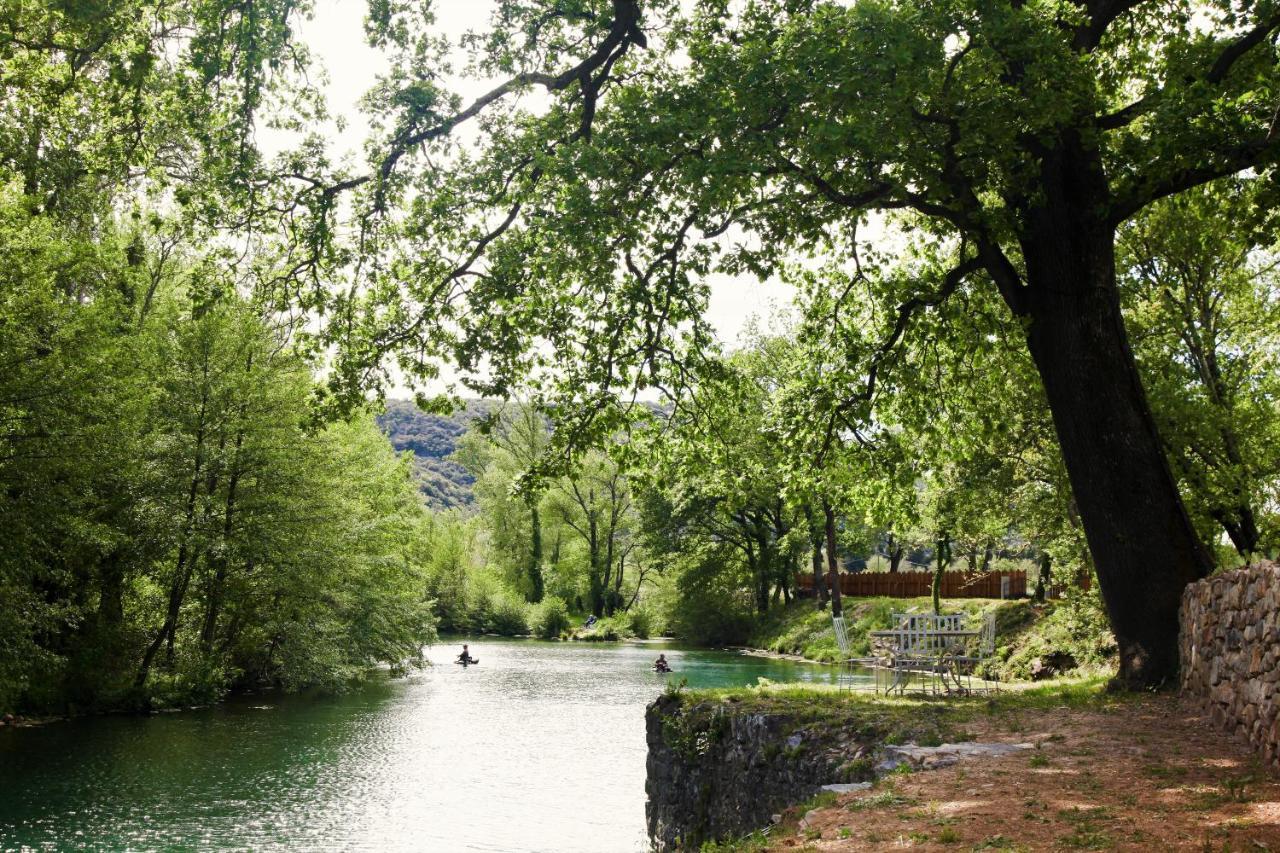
[771,694,1280,851]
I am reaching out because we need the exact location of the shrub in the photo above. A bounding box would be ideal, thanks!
[533,596,571,640]
[579,614,625,641]
[629,607,654,639]
[994,588,1116,680]
[479,590,530,636]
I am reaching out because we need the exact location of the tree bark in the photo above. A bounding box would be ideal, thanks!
[1014,137,1213,687]
[812,541,827,608]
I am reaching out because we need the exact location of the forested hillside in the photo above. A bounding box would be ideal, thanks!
[377,400,494,510]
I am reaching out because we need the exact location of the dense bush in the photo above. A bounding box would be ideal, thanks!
[473,588,531,636]
[533,597,572,639]
[628,607,656,639]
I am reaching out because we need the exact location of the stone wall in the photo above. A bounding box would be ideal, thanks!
[1180,561,1280,768]
[645,694,879,851]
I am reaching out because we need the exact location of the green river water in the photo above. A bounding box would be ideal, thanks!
[0,640,871,852]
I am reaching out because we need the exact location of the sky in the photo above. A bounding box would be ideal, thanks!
[282,0,795,350]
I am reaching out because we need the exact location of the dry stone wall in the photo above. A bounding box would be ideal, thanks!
[1180,561,1280,768]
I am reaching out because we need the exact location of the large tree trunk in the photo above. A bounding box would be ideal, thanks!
[1017,139,1213,687]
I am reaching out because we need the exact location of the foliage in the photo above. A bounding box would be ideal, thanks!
[995,592,1119,682]
[1119,179,1280,560]
[0,220,437,712]
[532,596,572,640]
[628,606,657,640]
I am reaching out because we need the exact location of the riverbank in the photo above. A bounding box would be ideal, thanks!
[747,594,1118,681]
[648,679,1280,850]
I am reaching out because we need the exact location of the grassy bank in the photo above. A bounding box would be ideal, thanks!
[748,592,1117,681]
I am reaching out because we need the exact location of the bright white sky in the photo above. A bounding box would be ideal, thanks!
[283,0,794,351]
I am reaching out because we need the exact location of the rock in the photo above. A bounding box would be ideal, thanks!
[786,733,803,749]
[820,782,872,794]
[878,741,1033,773]
[1030,651,1078,680]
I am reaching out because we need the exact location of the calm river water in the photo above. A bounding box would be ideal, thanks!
[0,640,868,852]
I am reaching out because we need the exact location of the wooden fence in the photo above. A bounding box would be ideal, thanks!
[795,570,1027,599]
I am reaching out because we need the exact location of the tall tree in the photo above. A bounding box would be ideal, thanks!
[1119,179,1280,559]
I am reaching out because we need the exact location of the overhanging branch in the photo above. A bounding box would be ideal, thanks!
[1097,12,1280,130]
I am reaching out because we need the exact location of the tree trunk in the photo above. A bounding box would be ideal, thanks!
[1016,140,1212,687]
[528,501,545,603]
[932,536,951,615]
[1035,552,1052,603]
[201,427,245,656]
[755,524,772,615]
[886,533,904,573]
[1213,506,1260,558]
[812,542,827,608]
[137,384,209,690]
[588,516,604,616]
[823,500,843,618]
[807,506,828,608]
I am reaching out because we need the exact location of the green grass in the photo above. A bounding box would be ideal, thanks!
[747,592,1118,683]
[749,597,1016,663]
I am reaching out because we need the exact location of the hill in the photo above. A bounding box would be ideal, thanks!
[377,399,494,510]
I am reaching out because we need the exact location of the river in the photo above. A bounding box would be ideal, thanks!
[0,639,871,852]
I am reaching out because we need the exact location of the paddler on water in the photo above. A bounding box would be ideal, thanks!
[457,644,477,665]
[653,653,671,673]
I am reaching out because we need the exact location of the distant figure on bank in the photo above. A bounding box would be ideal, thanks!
[583,614,597,629]
[457,644,477,664]
[653,654,671,673]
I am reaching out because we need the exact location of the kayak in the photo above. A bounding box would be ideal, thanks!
[455,658,479,666]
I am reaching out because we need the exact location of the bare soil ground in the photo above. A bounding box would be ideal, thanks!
[770,694,1280,852]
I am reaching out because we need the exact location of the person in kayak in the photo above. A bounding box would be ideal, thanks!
[653,653,671,673]
[457,644,477,664]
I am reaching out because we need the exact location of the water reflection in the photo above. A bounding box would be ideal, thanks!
[0,640,866,851]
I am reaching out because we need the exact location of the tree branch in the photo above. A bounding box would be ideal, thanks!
[319,0,647,207]
[1110,135,1280,225]
[1096,12,1280,129]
